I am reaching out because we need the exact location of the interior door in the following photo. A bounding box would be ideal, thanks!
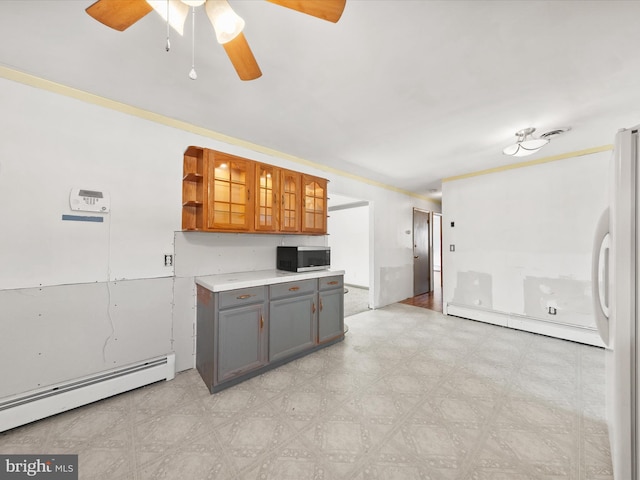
[413,209,431,295]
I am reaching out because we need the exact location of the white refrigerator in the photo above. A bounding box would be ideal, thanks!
[593,125,639,479]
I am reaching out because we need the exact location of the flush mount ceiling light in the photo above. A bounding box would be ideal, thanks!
[502,127,549,157]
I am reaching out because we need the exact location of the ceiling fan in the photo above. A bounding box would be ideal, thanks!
[85,0,346,81]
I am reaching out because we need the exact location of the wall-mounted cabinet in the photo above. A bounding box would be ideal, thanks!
[302,174,328,234]
[208,153,254,231]
[280,169,302,233]
[255,163,279,232]
[182,148,254,232]
[182,147,205,231]
[182,147,327,235]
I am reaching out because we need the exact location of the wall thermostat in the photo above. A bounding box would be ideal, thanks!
[70,188,110,213]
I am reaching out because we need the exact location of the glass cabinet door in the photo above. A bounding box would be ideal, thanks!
[206,154,253,231]
[302,174,327,234]
[280,170,301,233]
[255,163,278,231]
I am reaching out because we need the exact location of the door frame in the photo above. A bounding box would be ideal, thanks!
[433,212,443,287]
[413,208,433,296]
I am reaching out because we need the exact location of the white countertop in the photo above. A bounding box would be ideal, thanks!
[196,269,345,292]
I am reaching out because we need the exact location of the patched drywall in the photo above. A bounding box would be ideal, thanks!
[523,276,593,327]
[451,271,493,309]
[377,265,413,307]
[0,278,173,398]
[442,148,610,343]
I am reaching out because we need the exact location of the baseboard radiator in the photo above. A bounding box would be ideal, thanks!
[0,353,175,433]
[445,303,604,347]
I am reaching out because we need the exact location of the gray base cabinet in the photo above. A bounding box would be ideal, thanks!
[318,276,344,343]
[218,303,267,382]
[319,288,344,343]
[269,279,317,363]
[270,298,316,362]
[196,285,267,392]
[196,274,344,393]
[196,285,216,391]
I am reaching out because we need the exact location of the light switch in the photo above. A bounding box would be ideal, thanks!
[450,245,455,252]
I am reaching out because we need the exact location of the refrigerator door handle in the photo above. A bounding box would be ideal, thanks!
[591,207,611,346]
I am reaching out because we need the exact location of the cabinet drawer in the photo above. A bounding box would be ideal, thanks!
[219,286,266,309]
[270,279,316,300]
[319,276,343,291]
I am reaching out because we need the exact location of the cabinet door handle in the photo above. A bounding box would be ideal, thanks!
[312,302,316,314]
[247,189,251,201]
[282,194,285,206]
[237,294,253,300]
[320,299,323,311]
[327,281,339,285]
[260,315,264,329]
[289,286,300,291]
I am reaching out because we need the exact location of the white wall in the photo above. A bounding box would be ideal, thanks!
[326,178,440,307]
[442,150,611,345]
[0,83,181,290]
[0,74,440,398]
[327,204,370,288]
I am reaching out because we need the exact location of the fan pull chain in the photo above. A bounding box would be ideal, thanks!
[165,0,171,52]
[188,6,197,80]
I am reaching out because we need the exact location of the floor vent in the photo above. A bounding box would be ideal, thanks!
[0,353,175,433]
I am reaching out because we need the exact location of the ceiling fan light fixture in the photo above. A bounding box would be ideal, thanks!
[205,0,245,44]
[147,0,189,35]
[502,128,549,157]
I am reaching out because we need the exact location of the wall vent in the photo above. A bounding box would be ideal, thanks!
[539,127,571,139]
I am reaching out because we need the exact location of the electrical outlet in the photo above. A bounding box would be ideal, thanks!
[164,254,173,267]
[548,306,557,315]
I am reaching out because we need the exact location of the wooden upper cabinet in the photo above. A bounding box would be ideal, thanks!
[205,151,254,231]
[182,146,205,230]
[254,163,279,232]
[280,169,301,233]
[182,147,327,235]
[301,174,327,234]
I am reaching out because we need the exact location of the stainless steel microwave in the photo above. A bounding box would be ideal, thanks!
[277,246,331,272]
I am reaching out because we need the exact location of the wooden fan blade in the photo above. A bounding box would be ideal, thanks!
[86,0,153,31]
[266,0,346,23]
[222,33,263,81]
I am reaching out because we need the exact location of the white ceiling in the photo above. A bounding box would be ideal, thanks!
[2,0,640,198]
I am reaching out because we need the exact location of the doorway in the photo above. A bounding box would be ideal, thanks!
[413,208,431,296]
[327,193,372,317]
[403,209,443,312]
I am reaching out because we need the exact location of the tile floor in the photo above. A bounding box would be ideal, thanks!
[343,286,370,318]
[0,304,612,479]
